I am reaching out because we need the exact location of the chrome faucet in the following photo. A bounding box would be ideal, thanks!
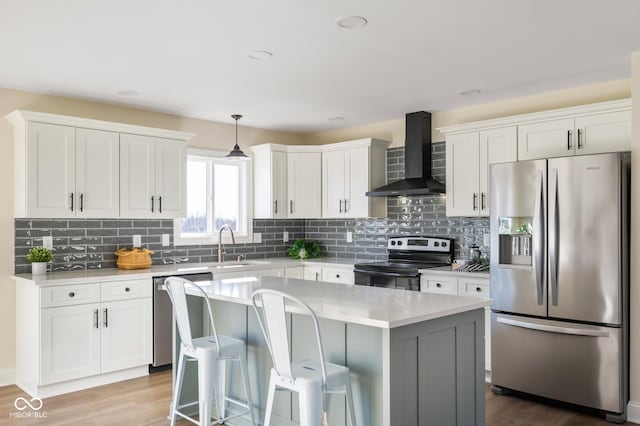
[218,224,236,263]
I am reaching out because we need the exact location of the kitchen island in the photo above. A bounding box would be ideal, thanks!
[177,275,491,426]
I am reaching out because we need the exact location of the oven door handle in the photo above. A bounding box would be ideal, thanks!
[354,269,420,278]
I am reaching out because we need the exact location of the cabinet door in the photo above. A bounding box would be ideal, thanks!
[76,128,120,218]
[344,146,369,218]
[322,150,345,217]
[304,266,322,281]
[517,118,575,160]
[285,266,305,279]
[478,127,517,216]
[321,267,354,285]
[120,134,156,218]
[26,122,76,217]
[101,298,152,373]
[40,304,101,385]
[272,151,288,219]
[446,132,480,216]
[288,152,321,218]
[155,138,187,218]
[574,111,631,155]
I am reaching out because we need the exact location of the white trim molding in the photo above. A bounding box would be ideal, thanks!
[0,368,16,387]
[627,401,640,424]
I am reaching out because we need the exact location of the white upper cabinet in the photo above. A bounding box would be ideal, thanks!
[7,110,193,219]
[251,144,322,219]
[18,122,119,218]
[322,139,388,218]
[287,151,321,218]
[120,134,187,218]
[445,127,517,217]
[518,106,631,160]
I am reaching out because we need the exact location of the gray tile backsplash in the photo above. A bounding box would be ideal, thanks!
[14,143,488,273]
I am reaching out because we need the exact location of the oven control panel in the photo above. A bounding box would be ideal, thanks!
[387,237,452,252]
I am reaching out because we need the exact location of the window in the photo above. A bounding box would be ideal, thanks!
[174,149,253,245]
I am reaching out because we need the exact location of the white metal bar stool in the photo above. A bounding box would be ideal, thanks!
[165,277,256,426]
[251,289,357,426]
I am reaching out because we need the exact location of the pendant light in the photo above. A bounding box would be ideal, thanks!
[225,114,249,160]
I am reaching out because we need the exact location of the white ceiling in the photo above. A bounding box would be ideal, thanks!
[1,0,639,132]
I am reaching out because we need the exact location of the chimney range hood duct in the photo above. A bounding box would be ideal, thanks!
[366,111,445,197]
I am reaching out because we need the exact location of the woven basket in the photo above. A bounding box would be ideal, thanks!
[115,248,154,270]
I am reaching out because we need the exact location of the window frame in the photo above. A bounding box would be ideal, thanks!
[173,148,253,246]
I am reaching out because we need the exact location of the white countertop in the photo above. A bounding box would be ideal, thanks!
[11,257,358,286]
[188,275,491,329]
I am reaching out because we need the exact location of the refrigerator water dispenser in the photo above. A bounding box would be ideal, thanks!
[498,217,533,267]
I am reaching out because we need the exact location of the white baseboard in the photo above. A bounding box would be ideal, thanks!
[0,369,16,387]
[627,400,640,424]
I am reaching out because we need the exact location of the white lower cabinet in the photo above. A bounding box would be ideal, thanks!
[19,279,152,397]
[303,266,323,281]
[303,265,354,285]
[421,273,491,371]
[285,266,304,279]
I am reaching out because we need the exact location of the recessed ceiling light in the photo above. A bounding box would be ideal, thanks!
[248,50,274,60]
[459,89,482,96]
[336,16,368,29]
[328,116,344,121]
[116,89,140,96]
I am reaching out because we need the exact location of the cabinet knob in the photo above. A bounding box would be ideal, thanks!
[336,274,340,278]
[68,292,75,297]
[125,287,130,292]
[476,287,482,292]
[436,283,442,288]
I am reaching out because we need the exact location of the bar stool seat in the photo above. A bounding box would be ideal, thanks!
[166,277,256,426]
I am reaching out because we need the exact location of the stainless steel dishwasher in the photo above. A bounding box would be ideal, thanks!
[152,271,213,369]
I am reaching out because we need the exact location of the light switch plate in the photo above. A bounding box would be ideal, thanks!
[253,233,262,243]
[346,231,353,243]
[162,234,170,246]
[42,236,53,250]
[483,233,490,246]
[133,234,142,247]
[283,231,289,243]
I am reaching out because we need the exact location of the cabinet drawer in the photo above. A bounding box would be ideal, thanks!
[322,267,354,285]
[41,283,101,308]
[101,279,152,302]
[458,278,490,299]
[420,275,457,295]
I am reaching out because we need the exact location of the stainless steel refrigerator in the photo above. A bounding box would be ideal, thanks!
[489,152,630,423]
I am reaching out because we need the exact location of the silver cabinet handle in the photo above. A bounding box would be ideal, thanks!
[344,199,348,212]
[315,272,319,281]
[577,128,583,149]
[273,200,278,214]
[151,196,155,213]
[290,200,293,214]
[497,317,609,338]
[549,168,559,306]
[481,192,486,211]
[79,193,84,212]
[472,193,478,211]
[70,193,74,211]
[104,308,108,328]
[567,130,572,150]
[339,199,343,213]
[159,196,163,213]
[533,170,545,305]
[94,309,99,328]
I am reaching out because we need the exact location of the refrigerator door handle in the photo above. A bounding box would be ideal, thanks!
[533,170,545,305]
[549,168,559,306]
[497,317,610,338]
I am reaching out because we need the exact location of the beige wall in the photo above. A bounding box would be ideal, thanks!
[0,87,304,379]
[304,79,631,146]
[631,52,640,407]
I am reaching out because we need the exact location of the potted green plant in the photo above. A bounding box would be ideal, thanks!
[288,239,320,259]
[27,247,52,274]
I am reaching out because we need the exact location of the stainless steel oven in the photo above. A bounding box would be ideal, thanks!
[354,237,454,291]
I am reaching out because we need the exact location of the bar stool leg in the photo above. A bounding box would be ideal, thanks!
[264,377,277,426]
[239,351,257,425]
[170,350,186,426]
[199,358,215,426]
[345,379,357,426]
[214,359,226,421]
[299,382,323,426]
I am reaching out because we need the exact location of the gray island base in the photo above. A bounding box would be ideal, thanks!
[175,276,489,426]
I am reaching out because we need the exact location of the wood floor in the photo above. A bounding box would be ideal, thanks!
[0,370,632,425]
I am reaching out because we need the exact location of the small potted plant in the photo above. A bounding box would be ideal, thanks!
[288,239,320,259]
[27,247,52,274]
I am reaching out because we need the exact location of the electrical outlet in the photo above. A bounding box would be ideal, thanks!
[133,234,141,247]
[253,233,262,243]
[483,233,490,246]
[346,231,353,243]
[42,236,53,250]
[162,234,170,246]
[283,231,289,243]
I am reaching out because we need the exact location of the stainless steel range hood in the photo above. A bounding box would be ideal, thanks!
[366,111,445,197]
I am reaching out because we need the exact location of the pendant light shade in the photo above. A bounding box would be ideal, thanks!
[225,114,250,160]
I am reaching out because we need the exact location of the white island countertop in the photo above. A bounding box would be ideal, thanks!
[187,275,491,329]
